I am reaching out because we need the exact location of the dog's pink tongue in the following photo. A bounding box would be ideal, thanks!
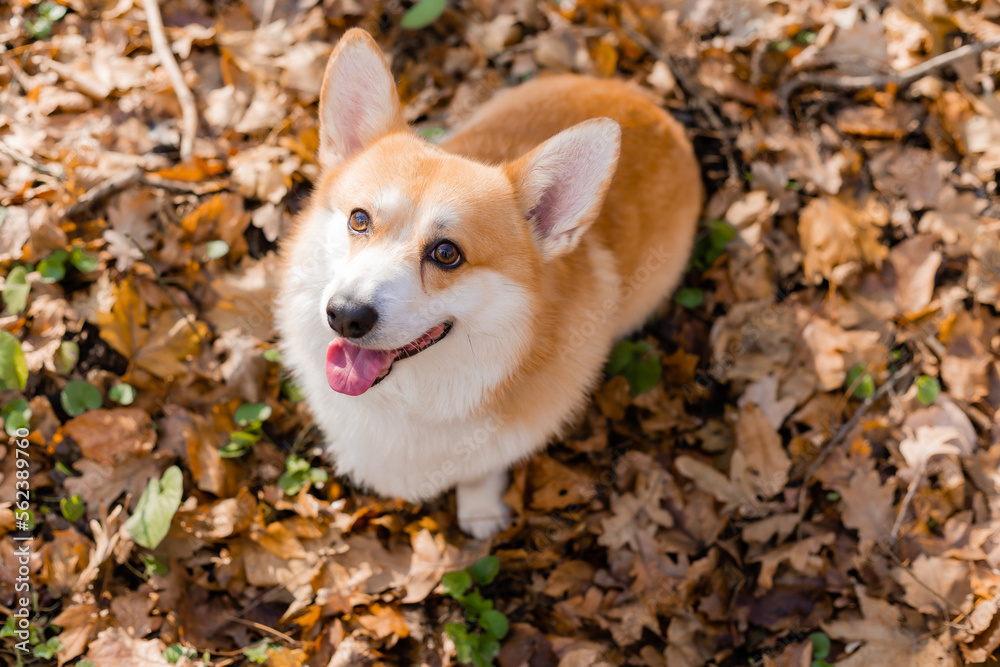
[326,339,394,396]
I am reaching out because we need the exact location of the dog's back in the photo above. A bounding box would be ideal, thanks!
[443,74,703,337]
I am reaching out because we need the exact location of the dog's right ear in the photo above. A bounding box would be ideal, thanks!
[318,29,405,169]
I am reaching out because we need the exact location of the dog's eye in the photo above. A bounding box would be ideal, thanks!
[348,209,370,233]
[431,241,462,268]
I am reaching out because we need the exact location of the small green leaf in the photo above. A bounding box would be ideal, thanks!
[0,331,28,390]
[78,661,96,667]
[33,637,63,659]
[2,398,32,436]
[470,555,500,586]
[25,15,53,39]
[263,348,282,362]
[809,632,831,660]
[478,609,509,639]
[826,491,840,501]
[234,402,271,426]
[108,382,136,406]
[205,240,230,259]
[60,494,86,522]
[442,570,472,597]
[418,126,447,142]
[3,265,30,314]
[69,246,99,272]
[140,554,169,577]
[796,30,818,44]
[243,641,276,664]
[60,380,103,416]
[220,429,260,458]
[771,39,793,52]
[38,1,68,21]
[400,0,447,29]
[606,340,662,396]
[125,465,184,549]
[55,340,80,374]
[38,250,67,283]
[163,644,187,663]
[628,353,662,396]
[845,363,874,399]
[445,621,469,642]
[281,379,305,402]
[456,590,493,615]
[278,471,307,495]
[478,633,501,663]
[916,375,940,406]
[674,287,703,309]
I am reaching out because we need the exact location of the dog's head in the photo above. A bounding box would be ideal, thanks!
[278,30,620,415]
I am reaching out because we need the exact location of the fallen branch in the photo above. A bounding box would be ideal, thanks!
[142,0,197,161]
[63,167,225,220]
[778,37,1000,114]
[63,166,144,219]
[621,22,741,186]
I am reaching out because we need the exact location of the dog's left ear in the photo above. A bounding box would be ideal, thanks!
[505,118,621,259]
[318,29,405,168]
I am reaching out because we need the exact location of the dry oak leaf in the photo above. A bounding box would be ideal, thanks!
[802,317,886,392]
[64,453,169,519]
[960,597,1000,662]
[529,454,597,511]
[732,404,792,500]
[599,457,675,551]
[159,405,243,497]
[109,588,159,638]
[823,593,953,667]
[84,627,174,667]
[97,278,207,379]
[62,408,155,465]
[888,234,941,317]
[838,467,897,557]
[357,603,411,640]
[544,560,596,598]
[176,489,256,540]
[738,373,798,429]
[51,602,99,665]
[750,532,835,590]
[893,554,972,615]
[799,194,888,284]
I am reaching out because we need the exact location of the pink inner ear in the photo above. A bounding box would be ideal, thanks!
[524,125,620,244]
[321,35,401,164]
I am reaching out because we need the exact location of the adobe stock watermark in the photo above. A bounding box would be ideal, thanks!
[9,427,34,654]
[558,244,677,362]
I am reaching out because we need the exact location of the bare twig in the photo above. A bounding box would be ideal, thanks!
[142,0,197,161]
[621,22,740,186]
[64,166,144,219]
[63,166,225,220]
[889,462,925,547]
[0,141,63,180]
[778,38,1000,114]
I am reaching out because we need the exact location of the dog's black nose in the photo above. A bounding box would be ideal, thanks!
[327,299,378,338]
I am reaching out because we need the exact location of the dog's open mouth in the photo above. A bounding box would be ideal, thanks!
[325,322,452,396]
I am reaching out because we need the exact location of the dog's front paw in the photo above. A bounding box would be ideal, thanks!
[456,471,511,540]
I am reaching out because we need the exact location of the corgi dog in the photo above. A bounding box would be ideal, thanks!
[276,29,703,538]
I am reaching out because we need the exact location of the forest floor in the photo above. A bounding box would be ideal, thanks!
[1,0,999,665]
